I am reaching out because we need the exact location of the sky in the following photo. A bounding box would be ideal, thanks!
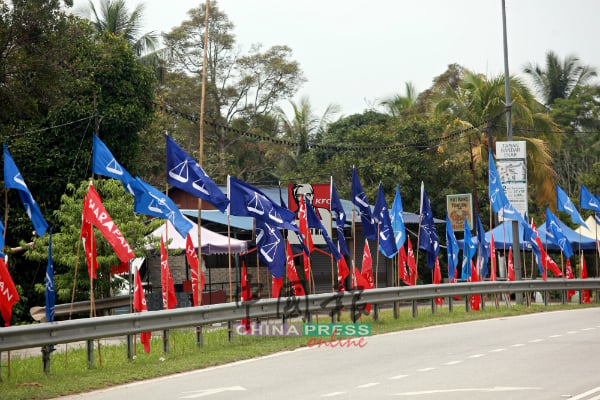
[72,0,600,118]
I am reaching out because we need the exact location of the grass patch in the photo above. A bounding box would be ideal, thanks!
[0,302,596,399]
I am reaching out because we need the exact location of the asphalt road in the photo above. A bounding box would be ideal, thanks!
[59,308,600,400]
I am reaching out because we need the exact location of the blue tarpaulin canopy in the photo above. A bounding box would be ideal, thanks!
[458,219,596,252]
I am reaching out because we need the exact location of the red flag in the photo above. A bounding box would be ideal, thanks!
[532,221,562,278]
[0,257,19,327]
[185,234,204,306]
[352,266,371,290]
[272,275,283,298]
[81,214,98,279]
[361,240,374,289]
[434,256,443,306]
[489,233,497,281]
[133,270,151,353]
[286,240,305,297]
[336,243,349,292]
[160,237,177,310]
[469,260,480,311]
[83,184,135,263]
[507,248,515,281]
[298,195,313,283]
[407,237,418,285]
[240,262,252,333]
[580,253,590,303]
[566,259,575,301]
[398,246,411,285]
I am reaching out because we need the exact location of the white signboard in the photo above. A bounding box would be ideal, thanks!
[496,141,528,220]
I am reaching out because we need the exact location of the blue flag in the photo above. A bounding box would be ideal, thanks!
[351,167,377,240]
[45,229,55,323]
[92,135,135,195]
[556,185,587,228]
[390,185,407,251]
[330,179,350,257]
[305,197,341,261]
[418,183,439,269]
[475,214,490,278]
[130,177,193,238]
[3,143,48,236]
[374,184,398,258]
[545,208,574,259]
[461,218,477,280]
[580,184,600,212]
[256,220,286,278]
[228,176,295,229]
[165,135,229,212]
[445,213,459,282]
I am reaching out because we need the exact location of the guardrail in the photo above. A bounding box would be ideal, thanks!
[1,279,598,352]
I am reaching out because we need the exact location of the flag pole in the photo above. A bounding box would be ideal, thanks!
[415,182,424,270]
[195,0,210,347]
[329,177,335,293]
[227,176,232,302]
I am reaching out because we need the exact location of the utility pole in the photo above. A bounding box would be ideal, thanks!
[501,0,523,304]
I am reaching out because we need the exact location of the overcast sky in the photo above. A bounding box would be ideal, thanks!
[73,0,600,118]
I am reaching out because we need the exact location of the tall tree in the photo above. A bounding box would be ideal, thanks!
[161,1,305,181]
[523,50,598,107]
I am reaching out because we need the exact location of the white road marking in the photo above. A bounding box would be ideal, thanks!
[180,386,246,398]
[468,354,485,359]
[529,338,544,343]
[567,330,578,334]
[321,392,346,397]
[389,374,409,380]
[581,327,594,331]
[395,386,542,396]
[549,334,563,338]
[565,386,600,400]
[511,343,525,347]
[417,367,436,372]
[357,382,379,388]
[489,348,505,353]
[444,360,462,365]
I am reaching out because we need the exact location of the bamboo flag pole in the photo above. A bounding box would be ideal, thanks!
[197,0,210,311]
[227,176,232,302]
[415,182,424,270]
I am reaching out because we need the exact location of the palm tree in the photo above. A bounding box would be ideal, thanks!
[275,96,340,169]
[429,68,559,209]
[380,82,418,118]
[87,0,158,57]
[523,50,598,107]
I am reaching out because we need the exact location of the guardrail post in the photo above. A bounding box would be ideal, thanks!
[196,326,203,346]
[163,330,170,353]
[87,340,94,367]
[228,321,233,342]
[449,296,453,313]
[465,296,471,312]
[126,335,133,359]
[393,301,399,319]
[0,351,3,381]
[430,299,436,315]
[411,300,418,318]
[42,346,51,374]
[481,294,485,311]
[544,291,548,306]
[373,304,379,321]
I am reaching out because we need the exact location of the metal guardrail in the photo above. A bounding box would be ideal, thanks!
[1,279,598,352]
